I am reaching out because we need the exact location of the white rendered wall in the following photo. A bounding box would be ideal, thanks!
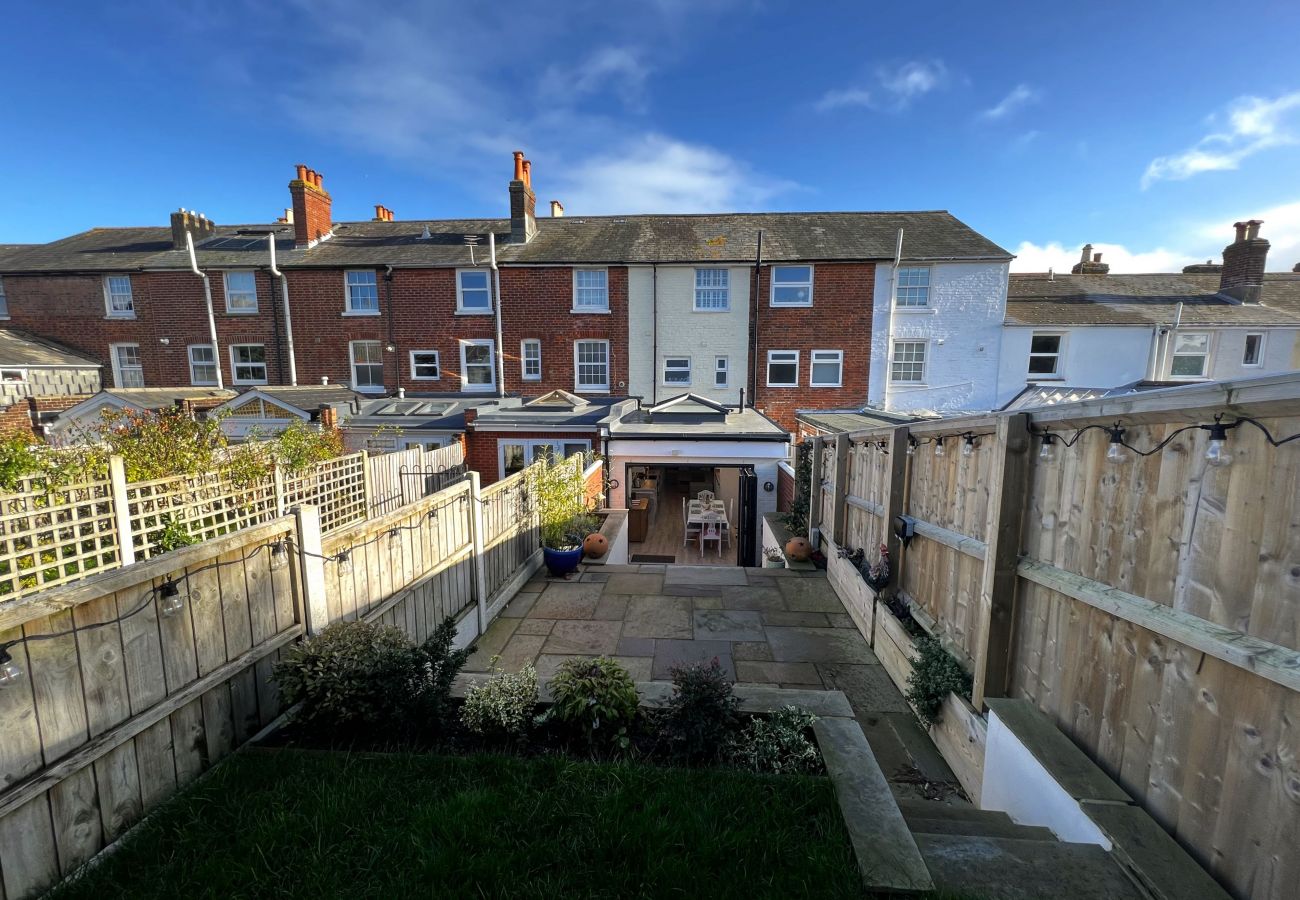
[1203,327,1299,380]
[869,261,1008,414]
[996,326,1153,405]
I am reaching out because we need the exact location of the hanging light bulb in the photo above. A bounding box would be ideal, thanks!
[906,438,917,457]
[159,580,186,617]
[961,434,976,458]
[0,647,23,688]
[269,540,289,571]
[1204,420,1233,468]
[933,437,946,457]
[1106,426,1128,465]
[336,549,353,576]
[1038,432,1057,462]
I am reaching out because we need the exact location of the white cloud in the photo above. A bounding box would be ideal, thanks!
[980,84,1041,121]
[1009,241,1199,274]
[815,59,947,114]
[1196,200,1300,270]
[814,88,873,112]
[1142,91,1300,188]
[539,47,650,110]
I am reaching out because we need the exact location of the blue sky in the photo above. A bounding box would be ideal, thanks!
[3,0,1300,271]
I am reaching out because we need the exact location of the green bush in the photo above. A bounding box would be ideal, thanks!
[545,656,639,751]
[153,516,197,554]
[905,636,973,726]
[732,707,821,775]
[461,662,539,740]
[661,658,740,762]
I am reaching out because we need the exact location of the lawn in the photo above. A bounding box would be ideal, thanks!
[49,748,865,900]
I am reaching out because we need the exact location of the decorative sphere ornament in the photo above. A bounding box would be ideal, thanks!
[785,537,812,561]
[583,532,609,559]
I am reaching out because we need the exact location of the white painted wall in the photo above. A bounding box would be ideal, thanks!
[869,261,1008,414]
[627,265,751,407]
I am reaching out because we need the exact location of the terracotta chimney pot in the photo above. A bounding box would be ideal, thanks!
[513,151,525,182]
[295,164,308,181]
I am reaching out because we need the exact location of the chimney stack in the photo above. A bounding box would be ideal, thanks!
[550,200,565,218]
[1182,260,1222,274]
[1293,262,1300,273]
[509,151,538,244]
[289,164,333,249]
[318,405,339,430]
[170,208,216,250]
[1071,243,1110,275]
[372,205,394,222]
[1220,220,1269,303]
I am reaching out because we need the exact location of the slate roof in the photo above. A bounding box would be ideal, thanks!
[250,385,361,413]
[794,408,921,434]
[1006,273,1300,327]
[0,329,101,368]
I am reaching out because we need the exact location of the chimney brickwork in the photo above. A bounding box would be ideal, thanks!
[290,164,333,248]
[509,151,538,244]
[170,209,215,250]
[1220,220,1269,303]
[1071,243,1110,275]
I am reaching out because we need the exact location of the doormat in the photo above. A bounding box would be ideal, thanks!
[630,554,676,563]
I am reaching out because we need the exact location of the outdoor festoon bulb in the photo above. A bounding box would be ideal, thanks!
[961,435,975,458]
[269,541,289,571]
[0,648,22,688]
[933,439,945,458]
[1039,433,1057,462]
[905,440,916,457]
[336,549,353,576]
[1106,428,1128,465]
[1204,422,1233,468]
[159,580,186,617]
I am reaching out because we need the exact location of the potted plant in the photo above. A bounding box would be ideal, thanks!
[762,546,785,569]
[532,456,599,577]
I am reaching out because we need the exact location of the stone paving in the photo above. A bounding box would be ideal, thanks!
[466,562,963,801]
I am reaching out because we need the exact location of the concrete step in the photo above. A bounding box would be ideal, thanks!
[915,834,1149,900]
[896,798,1003,823]
[906,814,1057,841]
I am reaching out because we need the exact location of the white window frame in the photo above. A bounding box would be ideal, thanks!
[187,344,218,386]
[498,439,591,480]
[693,268,730,312]
[229,343,268,385]
[895,266,931,308]
[809,349,843,388]
[409,350,441,381]
[103,275,135,318]
[662,356,692,386]
[521,339,542,381]
[0,275,8,318]
[573,339,610,393]
[1027,332,1064,377]
[766,350,799,387]
[1,368,28,383]
[110,343,144,388]
[572,268,609,312]
[459,339,496,392]
[350,340,385,393]
[1242,332,1265,367]
[456,268,493,314]
[1169,332,1211,380]
[770,265,814,307]
[891,340,927,383]
[223,271,258,314]
[714,356,729,388]
[343,270,380,315]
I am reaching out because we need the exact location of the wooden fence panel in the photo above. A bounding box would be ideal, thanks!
[365,444,467,518]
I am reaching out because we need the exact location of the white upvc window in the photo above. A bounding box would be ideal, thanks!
[573,269,609,311]
[409,350,440,380]
[350,340,384,392]
[895,266,931,307]
[766,350,798,387]
[521,339,542,381]
[714,356,729,388]
[1242,332,1265,367]
[663,357,691,386]
[0,368,26,383]
[230,344,268,385]
[460,339,496,391]
[456,268,492,313]
[694,268,730,311]
[110,343,144,387]
[1169,332,1210,379]
[891,341,926,383]
[104,275,135,317]
[574,339,610,392]
[809,349,843,387]
[344,270,379,314]
[1028,333,1063,376]
[223,271,258,313]
[0,276,8,317]
[188,345,218,386]
[771,265,814,306]
[499,439,591,479]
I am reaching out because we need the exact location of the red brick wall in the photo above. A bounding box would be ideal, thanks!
[0,403,32,435]
[752,262,875,430]
[464,429,598,484]
[777,462,795,513]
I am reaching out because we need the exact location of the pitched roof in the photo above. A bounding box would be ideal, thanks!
[1006,272,1300,327]
[0,329,101,368]
[794,408,921,434]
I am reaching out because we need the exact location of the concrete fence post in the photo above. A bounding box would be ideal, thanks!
[807,435,824,544]
[831,432,851,547]
[108,455,136,567]
[293,503,330,635]
[468,471,489,634]
[272,464,286,518]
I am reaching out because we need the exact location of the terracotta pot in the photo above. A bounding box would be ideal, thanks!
[785,537,811,561]
[583,532,609,559]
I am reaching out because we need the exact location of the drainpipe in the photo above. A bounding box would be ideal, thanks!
[1157,301,1184,379]
[651,263,658,405]
[881,228,904,410]
[267,234,297,386]
[186,231,224,390]
[490,232,505,398]
[1143,325,1161,381]
[750,230,763,408]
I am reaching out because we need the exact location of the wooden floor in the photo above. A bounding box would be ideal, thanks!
[628,484,738,567]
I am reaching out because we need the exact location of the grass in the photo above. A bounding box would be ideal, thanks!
[49,748,866,900]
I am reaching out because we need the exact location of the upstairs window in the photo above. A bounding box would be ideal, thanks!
[715,356,729,388]
[1028,334,1062,375]
[345,270,379,314]
[521,339,542,380]
[895,266,930,307]
[457,269,492,313]
[573,269,609,311]
[188,345,218,386]
[891,341,926,382]
[224,271,258,313]
[104,275,135,317]
[1170,332,1209,378]
[766,350,798,387]
[410,350,440,380]
[771,265,813,306]
[350,340,384,392]
[230,344,267,384]
[1242,333,1264,367]
[694,269,730,311]
[809,349,843,387]
[0,276,8,317]
[663,357,691,386]
[574,340,610,392]
[111,343,144,388]
[460,339,496,391]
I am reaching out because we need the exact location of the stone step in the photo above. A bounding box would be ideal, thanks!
[905,813,1057,842]
[896,798,1001,823]
[915,834,1150,900]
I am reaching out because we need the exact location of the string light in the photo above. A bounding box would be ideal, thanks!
[1039,432,1057,462]
[906,437,917,457]
[1204,416,1232,468]
[0,648,22,688]
[158,579,187,617]
[269,540,290,571]
[961,433,976,458]
[1106,425,1128,465]
[335,549,353,576]
[933,437,945,458]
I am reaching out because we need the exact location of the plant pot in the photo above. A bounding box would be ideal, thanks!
[764,557,785,569]
[784,537,811,561]
[583,532,609,559]
[543,545,585,577]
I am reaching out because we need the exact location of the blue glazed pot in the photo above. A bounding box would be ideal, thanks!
[543,545,584,578]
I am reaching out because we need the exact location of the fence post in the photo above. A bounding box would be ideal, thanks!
[807,435,824,544]
[272,464,286,518]
[971,412,1032,709]
[293,504,330,635]
[831,433,851,547]
[108,455,136,567]
[361,451,375,519]
[468,471,490,634]
[883,425,910,569]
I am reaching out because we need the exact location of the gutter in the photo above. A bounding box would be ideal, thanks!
[185,231,224,390]
[267,235,297,386]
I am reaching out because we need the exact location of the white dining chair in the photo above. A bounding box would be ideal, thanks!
[683,497,702,547]
[697,489,715,507]
[700,520,723,557]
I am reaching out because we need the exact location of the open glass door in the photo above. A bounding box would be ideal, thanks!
[736,466,757,566]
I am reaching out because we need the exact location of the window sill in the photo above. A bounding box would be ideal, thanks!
[232,381,268,387]
[105,314,137,321]
[342,310,381,317]
[766,383,798,389]
[462,386,497,393]
[355,387,386,394]
[809,383,843,389]
[455,310,494,316]
[893,307,932,314]
[1026,376,1064,382]
[522,376,542,382]
[692,308,731,314]
[225,310,260,316]
[410,377,442,382]
[770,302,813,309]
[571,308,611,315]
[190,382,220,388]
[891,382,927,387]
[575,388,610,395]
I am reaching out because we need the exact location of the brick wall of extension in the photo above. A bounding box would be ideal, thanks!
[462,428,599,483]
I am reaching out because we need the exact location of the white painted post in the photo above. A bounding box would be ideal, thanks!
[272,464,286,518]
[293,504,330,635]
[108,455,136,567]
[360,451,375,519]
[468,471,489,634]
[807,435,824,544]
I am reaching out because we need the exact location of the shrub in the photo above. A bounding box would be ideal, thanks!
[661,658,740,762]
[545,656,639,751]
[461,661,539,740]
[411,617,472,729]
[272,419,344,475]
[905,636,973,726]
[531,456,588,549]
[732,706,821,775]
[153,516,197,553]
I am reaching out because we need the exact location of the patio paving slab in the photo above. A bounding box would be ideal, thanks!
[761,610,831,627]
[465,618,521,670]
[481,634,547,672]
[614,656,653,680]
[543,620,623,655]
[604,573,665,594]
[592,596,630,620]
[652,639,735,680]
[616,636,656,656]
[692,609,765,641]
[720,586,786,611]
[732,641,774,661]
[817,663,909,715]
[662,585,727,598]
[692,596,723,609]
[777,577,850,612]
[827,613,856,629]
[735,661,822,685]
[622,596,693,639]
[534,653,585,679]
[515,618,555,636]
[766,626,879,664]
[530,583,603,619]
[498,589,542,618]
[664,566,749,586]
